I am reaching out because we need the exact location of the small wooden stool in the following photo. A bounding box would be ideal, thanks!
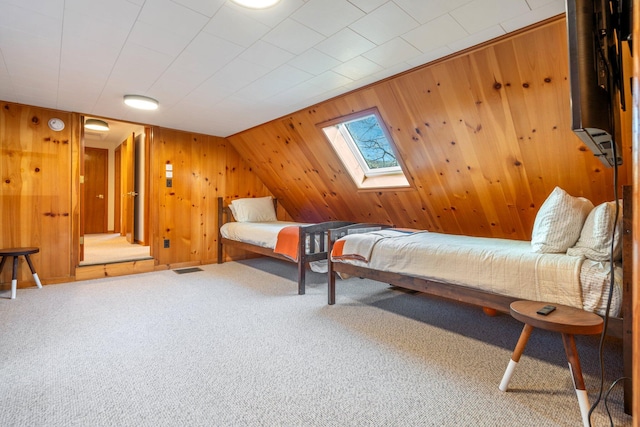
[0,247,42,299]
[499,300,603,427]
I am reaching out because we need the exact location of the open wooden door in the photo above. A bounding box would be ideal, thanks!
[122,133,136,243]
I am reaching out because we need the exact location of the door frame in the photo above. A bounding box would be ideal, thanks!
[75,116,153,270]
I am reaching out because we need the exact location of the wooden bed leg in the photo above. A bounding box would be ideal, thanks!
[483,307,498,317]
[298,261,305,295]
[328,262,336,305]
[217,197,224,264]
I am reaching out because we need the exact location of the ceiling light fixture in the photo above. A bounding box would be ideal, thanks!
[84,119,110,131]
[123,95,159,110]
[231,0,280,9]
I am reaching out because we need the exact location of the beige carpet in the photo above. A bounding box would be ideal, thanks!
[81,233,151,265]
[0,258,631,426]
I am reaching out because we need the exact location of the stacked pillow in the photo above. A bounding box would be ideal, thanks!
[531,187,622,261]
[530,187,593,253]
[229,196,277,222]
[567,200,623,261]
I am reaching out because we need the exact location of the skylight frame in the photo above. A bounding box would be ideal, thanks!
[337,113,401,177]
[318,107,411,190]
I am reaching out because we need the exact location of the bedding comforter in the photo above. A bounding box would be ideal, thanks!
[331,229,621,316]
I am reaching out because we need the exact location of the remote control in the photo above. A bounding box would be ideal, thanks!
[536,305,556,315]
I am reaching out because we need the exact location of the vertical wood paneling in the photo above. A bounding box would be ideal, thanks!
[227,18,632,240]
[630,2,639,419]
[150,128,272,267]
[1,103,73,284]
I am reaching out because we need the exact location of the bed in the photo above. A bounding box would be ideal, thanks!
[327,186,633,413]
[217,196,351,295]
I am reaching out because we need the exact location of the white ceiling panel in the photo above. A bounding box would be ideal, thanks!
[450,0,531,34]
[287,48,341,75]
[332,56,383,81]
[64,0,140,31]
[206,57,271,93]
[62,11,130,49]
[349,2,419,45]
[447,25,505,54]
[363,37,421,68]
[239,39,295,69]
[291,0,364,37]
[268,81,327,106]
[405,46,455,68]
[402,14,468,54]
[526,0,562,9]
[307,70,353,91]
[171,0,227,17]
[1,0,64,19]
[137,0,209,39]
[0,3,61,39]
[0,0,565,137]
[203,5,271,47]
[314,28,376,62]
[262,18,325,55]
[502,0,566,33]
[346,0,386,13]
[0,33,60,74]
[107,43,174,91]
[234,64,313,101]
[393,0,473,25]
[128,21,193,57]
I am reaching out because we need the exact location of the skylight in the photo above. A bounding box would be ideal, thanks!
[320,108,410,190]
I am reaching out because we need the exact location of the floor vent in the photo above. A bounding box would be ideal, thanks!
[173,267,203,274]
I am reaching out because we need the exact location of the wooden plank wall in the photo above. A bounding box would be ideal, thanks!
[0,103,275,284]
[227,17,632,240]
[0,102,74,284]
[150,128,274,268]
[631,1,639,419]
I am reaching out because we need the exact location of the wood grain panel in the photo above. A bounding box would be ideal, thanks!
[150,128,273,267]
[227,17,632,240]
[631,2,639,419]
[0,102,73,286]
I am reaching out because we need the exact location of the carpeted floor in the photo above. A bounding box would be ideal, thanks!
[0,258,632,426]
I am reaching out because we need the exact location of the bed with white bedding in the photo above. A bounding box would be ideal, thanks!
[217,196,350,294]
[329,228,622,316]
[327,186,632,411]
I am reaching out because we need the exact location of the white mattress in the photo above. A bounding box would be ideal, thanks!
[220,221,302,249]
[332,230,621,316]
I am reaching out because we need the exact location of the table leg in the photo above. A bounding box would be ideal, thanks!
[562,333,590,427]
[11,256,18,299]
[499,323,534,391]
[24,254,42,289]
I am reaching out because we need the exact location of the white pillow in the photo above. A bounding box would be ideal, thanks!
[567,200,623,261]
[228,203,239,220]
[531,187,594,253]
[230,196,277,222]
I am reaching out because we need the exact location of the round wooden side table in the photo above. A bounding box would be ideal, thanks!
[499,300,603,427]
[0,247,42,299]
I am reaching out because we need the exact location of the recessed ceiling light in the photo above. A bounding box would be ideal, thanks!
[84,119,110,131]
[123,95,159,110]
[231,0,280,9]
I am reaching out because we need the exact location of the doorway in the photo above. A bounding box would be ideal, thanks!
[81,117,152,266]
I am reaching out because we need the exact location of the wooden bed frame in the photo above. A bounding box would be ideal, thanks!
[327,186,633,414]
[217,197,351,295]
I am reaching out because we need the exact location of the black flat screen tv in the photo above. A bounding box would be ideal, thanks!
[565,0,633,167]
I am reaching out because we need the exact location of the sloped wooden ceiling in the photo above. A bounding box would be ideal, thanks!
[227,17,631,240]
